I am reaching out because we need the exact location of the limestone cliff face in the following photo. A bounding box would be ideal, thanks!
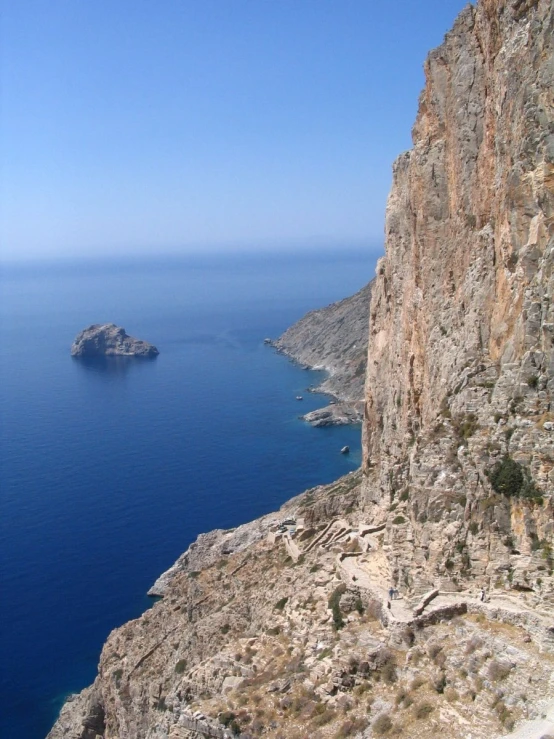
[362,0,554,595]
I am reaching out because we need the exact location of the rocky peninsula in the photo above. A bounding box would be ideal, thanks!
[272,281,372,426]
[49,1,554,737]
[71,324,159,358]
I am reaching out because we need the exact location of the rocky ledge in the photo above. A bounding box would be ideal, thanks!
[302,401,363,428]
[71,324,159,358]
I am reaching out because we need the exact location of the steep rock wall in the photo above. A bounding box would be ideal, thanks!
[362,0,554,596]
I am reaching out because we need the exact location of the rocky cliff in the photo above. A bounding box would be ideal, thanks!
[48,1,554,738]
[273,282,372,425]
[362,0,554,600]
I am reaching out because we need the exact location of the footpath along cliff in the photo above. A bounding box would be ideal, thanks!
[49,1,554,738]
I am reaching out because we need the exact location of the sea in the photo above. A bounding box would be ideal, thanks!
[0,247,379,739]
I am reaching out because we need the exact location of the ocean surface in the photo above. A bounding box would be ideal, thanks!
[0,248,378,739]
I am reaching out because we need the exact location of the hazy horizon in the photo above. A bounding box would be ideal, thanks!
[1,0,467,262]
[1,239,383,270]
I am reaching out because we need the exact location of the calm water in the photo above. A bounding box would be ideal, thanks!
[0,249,377,739]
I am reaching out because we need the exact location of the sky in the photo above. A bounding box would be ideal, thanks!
[1,0,468,262]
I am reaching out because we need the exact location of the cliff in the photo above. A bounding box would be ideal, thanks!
[48,1,554,738]
[273,282,372,425]
[362,0,554,599]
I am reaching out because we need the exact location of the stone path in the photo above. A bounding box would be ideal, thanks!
[278,519,554,643]
[499,699,554,739]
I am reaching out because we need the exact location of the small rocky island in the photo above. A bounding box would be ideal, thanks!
[71,324,159,358]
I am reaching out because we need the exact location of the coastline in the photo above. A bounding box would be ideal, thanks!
[268,280,372,427]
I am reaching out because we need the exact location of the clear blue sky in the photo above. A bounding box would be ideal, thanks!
[1,0,468,261]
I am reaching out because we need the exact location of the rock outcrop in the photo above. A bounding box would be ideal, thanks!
[71,324,159,358]
[273,282,372,425]
[49,1,554,738]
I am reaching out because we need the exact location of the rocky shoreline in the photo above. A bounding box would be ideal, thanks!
[301,401,364,428]
[270,281,372,426]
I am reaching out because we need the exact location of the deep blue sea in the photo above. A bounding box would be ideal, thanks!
[0,248,378,739]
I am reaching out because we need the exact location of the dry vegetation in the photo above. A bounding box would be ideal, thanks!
[167,534,553,739]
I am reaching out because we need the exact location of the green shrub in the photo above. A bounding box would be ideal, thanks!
[487,455,541,499]
[527,375,539,389]
[219,711,235,727]
[454,413,478,440]
[488,455,523,495]
[328,584,346,630]
[275,597,288,611]
[175,659,187,674]
[392,515,406,525]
